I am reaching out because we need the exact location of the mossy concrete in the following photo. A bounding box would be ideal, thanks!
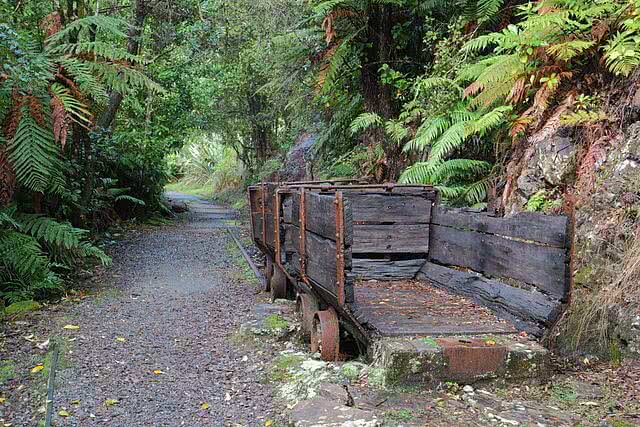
[371,335,548,388]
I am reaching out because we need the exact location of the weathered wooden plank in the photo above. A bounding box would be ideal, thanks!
[283,224,300,254]
[432,207,569,248]
[304,192,338,242]
[352,257,425,280]
[290,192,301,226]
[264,212,275,250]
[417,262,563,336]
[305,231,337,296]
[353,224,429,253]
[344,193,432,224]
[251,212,264,244]
[282,194,295,223]
[429,224,568,299]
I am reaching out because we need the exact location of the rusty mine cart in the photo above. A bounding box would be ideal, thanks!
[247,180,572,385]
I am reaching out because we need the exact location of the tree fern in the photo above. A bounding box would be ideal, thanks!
[7,109,61,194]
[45,15,129,46]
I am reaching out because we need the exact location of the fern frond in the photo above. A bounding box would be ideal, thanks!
[50,83,92,124]
[0,230,48,276]
[115,194,146,206]
[45,15,128,45]
[429,120,467,163]
[59,58,109,102]
[399,161,441,184]
[350,112,383,134]
[49,42,140,64]
[430,159,491,182]
[469,105,512,136]
[7,109,60,193]
[89,62,164,94]
[604,30,640,76]
[405,115,451,152]
[546,39,595,61]
[384,120,409,144]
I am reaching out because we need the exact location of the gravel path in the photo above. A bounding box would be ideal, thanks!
[2,193,278,426]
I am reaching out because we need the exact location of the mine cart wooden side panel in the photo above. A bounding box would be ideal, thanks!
[420,207,572,336]
[345,192,434,280]
[277,189,352,307]
[248,183,278,254]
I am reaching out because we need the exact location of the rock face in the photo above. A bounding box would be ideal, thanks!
[503,85,640,358]
[278,133,317,181]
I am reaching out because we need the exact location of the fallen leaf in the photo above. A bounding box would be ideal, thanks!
[225,392,231,401]
[31,364,45,374]
[63,324,80,330]
[36,339,50,350]
[485,340,496,346]
[153,370,164,375]
[200,402,210,410]
[115,337,126,342]
[58,409,71,417]
[0,397,6,404]
[70,399,80,405]
[265,420,273,426]
[105,399,119,406]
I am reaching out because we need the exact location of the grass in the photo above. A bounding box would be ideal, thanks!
[224,239,259,285]
[165,181,214,199]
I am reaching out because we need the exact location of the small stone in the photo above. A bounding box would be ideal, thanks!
[463,385,474,393]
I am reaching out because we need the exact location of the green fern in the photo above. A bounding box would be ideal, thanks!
[45,15,128,46]
[7,109,61,194]
[115,194,146,206]
[350,112,383,134]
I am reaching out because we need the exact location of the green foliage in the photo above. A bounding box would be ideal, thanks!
[0,205,110,303]
[8,109,64,194]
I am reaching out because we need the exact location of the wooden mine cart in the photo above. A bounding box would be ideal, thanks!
[248,181,573,363]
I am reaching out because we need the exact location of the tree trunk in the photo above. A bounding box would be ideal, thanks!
[247,91,271,164]
[360,3,402,181]
[96,0,147,130]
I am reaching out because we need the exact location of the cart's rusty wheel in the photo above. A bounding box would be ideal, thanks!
[270,266,287,302]
[264,256,273,292]
[296,293,319,340]
[310,308,340,361]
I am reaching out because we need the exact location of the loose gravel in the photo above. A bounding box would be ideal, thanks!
[1,193,279,426]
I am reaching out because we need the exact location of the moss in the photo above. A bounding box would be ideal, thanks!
[267,354,304,383]
[551,383,578,402]
[419,337,439,348]
[367,367,387,388]
[609,419,637,427]
[0,360,16,384]
[384,409,415,423]
[264,314,288,330]
[4,300,41,317]
[341,362,365,381]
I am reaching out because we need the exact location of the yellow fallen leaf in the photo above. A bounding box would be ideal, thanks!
[485,340,496,346]
[115,337,126,342]
[265,420,273,426]
[105,399,119,406]
[153,370,164,375]
[70,399,81,405]
[58,409,71,417]
[63,324,80,330]
[31,364,45,373]
[0,397,6,404]
[200,402,209,410]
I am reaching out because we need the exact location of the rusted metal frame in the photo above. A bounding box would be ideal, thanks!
[247,187,257,244]
[260,182,267,246]
[285,183,435,192]
[280,178,365,186]
[334,191,346,306]
[299,188,308,283]
[274,189,283,267]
